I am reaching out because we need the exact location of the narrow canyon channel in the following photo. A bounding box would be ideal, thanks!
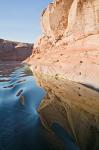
[0,62,62,150]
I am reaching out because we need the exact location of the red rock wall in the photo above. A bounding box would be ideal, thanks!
[0,39,33,61]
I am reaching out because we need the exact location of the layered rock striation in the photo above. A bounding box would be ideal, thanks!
[0,39,33,61]
[28,0,99,150]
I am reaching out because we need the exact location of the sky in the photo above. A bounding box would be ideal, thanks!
[0,0,52,43]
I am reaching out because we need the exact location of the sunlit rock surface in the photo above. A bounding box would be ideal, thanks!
[0,39,33,61]
[27,0,99,149]
[41,0,73,40]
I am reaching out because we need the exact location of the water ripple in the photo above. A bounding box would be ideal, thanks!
[0,62,59,150]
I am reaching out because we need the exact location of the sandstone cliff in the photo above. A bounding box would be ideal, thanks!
[0,39,33,61]
[28,0,99,150]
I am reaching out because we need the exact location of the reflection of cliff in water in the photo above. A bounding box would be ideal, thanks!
[0,61,22,76]
[0,62,62,150]
[38,74,99,150]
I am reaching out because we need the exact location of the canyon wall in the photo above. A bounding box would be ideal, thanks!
[0,39,33,61]
[28,0,99,150]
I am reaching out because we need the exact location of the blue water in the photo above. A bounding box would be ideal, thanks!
[0,62,59,150]
[0,62,81,150]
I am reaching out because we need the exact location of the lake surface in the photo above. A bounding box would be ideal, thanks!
[0,62,60,150]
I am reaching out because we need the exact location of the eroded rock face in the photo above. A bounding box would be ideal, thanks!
[65,0,99,41]
[41,0,73,40]
[0,39,33,61]
[41,0,99,41]
[28,0,99,149]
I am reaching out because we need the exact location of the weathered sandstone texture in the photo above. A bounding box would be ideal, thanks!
[0,39,33,61]
[28,0,99,150]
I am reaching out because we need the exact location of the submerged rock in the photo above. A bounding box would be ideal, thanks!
[19,95,25,106]
[27,0,99,149]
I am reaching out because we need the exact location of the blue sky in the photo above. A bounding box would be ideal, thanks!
[0,0,52,43]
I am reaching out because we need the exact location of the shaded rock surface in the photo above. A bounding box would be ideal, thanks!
[0,39,33,61]
[27,0,99,150]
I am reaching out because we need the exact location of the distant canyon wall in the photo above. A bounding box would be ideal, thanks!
[0,39,33,61]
